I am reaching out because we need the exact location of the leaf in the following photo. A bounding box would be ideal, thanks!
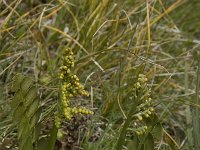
[37,137,49,150]
[20,77,34,95]
[144,114,159,128]
[29,108,41,129]
[47,124,58,150]
[24,87,38,107]
[33,123,42,144]
[143,133,154,150]
[20,135,34,150]
[13,103,26,123]
[18,116,30,140]
[127,133,139,150]
[11,91,24,110]
[12,74,25,92]
[26,99,39,118]
[151,123,163,140]
[11,73,41,150]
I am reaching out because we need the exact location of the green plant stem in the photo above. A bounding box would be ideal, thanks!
[47,124,58,150]
[116,103,137,150]
[192,59,200,150]
[184,53,193,148]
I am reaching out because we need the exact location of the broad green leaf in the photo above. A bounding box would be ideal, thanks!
[11,73,41,150]
[37,137,49,150]
[20,135,34,150]
[13,103,26,122]
[143,133,154,150]
[127,133,139,150]
[151,123,163,140]
[24,87,38,107]
[18,116,30,140]
[47,124,58,150]
[29,108,41,129]
[20,77,34,95]
[11,92,24,110]
[12,74,25,92]
[33,123,42,143]
[26,99,39,118]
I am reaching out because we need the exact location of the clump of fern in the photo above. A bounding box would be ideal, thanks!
[11,74,41,150]
[132,74,154,135]
[55,48,93,128]
[116,74,155,150]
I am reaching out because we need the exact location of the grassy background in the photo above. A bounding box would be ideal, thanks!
[1,0,200,149]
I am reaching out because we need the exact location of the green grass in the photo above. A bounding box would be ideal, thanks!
[1,0,200,149]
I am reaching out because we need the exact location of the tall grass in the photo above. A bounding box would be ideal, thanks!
[1,0,200,149]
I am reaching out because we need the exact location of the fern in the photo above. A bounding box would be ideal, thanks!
[11,74,41,150]
[116,74,156,150]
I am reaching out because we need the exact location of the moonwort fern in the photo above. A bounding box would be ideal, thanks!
[11,74,41,150]
[116,74,159,150]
